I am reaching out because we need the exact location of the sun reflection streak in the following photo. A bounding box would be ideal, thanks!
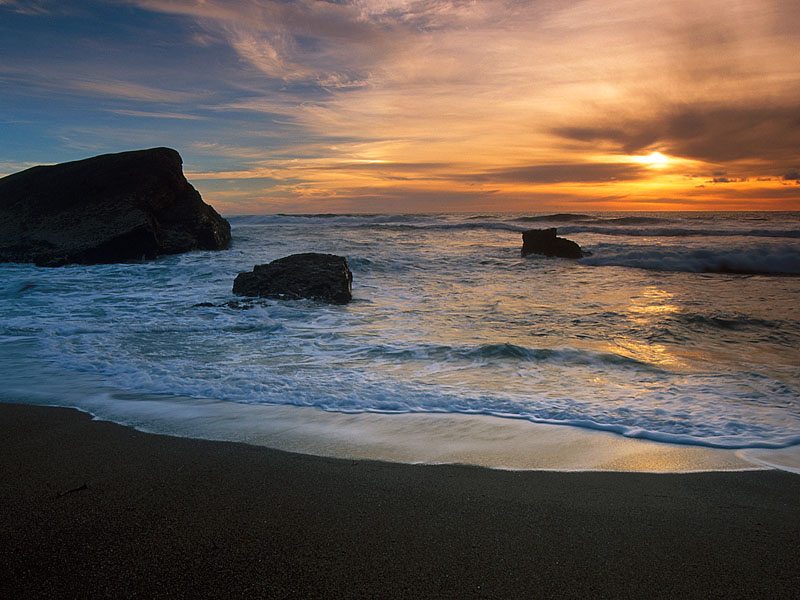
[612,287,685,368]
[614,338,682,368]
[628,287,679,320]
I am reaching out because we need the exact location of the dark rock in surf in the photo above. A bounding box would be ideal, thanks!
[0,147,231,266]
[233,253,353,304]
[521,228,585,259]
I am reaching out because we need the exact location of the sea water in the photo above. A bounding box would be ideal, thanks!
[1,212,799,465]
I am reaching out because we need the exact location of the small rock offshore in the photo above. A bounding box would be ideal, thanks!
[521,228,587,258]
[233,253,353,304]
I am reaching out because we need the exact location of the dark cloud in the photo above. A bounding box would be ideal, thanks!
[292,184,635,213]
[296,161,651,185]
[687,185,800,201]
[711,177,748,184]
[300,161,455,182]
[459,163,649,184]
[553,126,653,155]
[553,104,800,170]
[302,185,503,213]
[783,169,800,181]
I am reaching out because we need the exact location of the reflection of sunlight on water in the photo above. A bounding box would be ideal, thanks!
[628,287,679,321]
[613,338,683,368]
[609,286,685,367]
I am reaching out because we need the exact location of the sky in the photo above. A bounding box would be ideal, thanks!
[1,0,799,214]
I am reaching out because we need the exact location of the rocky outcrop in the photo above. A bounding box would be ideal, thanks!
[233,253,353,304]
[0,147,231,266]
[521,228,585,259]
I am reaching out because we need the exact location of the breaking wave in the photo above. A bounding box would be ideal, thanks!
[581,244,800,275]
[561,225,800,239]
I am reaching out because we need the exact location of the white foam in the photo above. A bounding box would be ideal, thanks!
[562,225,800,239]
[739,447,800,474]
[19,393,767,473]
[580,243,800,275]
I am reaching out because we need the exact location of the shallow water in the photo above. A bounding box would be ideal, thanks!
[1,212,799,457]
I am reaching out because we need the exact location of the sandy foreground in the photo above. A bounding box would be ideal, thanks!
[2,402,799,599]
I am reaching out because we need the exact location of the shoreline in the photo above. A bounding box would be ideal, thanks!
[3,401,799,599]
[6,393,783,473]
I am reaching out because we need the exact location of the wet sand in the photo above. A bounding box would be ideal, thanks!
[2,402,799,599]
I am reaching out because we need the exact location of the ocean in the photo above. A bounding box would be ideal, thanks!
[2,212,799,468]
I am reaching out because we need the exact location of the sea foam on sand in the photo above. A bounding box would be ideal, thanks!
[28,392,781,473]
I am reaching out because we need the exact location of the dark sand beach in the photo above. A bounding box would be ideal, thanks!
[2,402,799,599]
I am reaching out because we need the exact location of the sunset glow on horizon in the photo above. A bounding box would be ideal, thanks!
[1,0,799,214]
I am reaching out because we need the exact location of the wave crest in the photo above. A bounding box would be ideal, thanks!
[582,244,800,275]
[561,225,800,239]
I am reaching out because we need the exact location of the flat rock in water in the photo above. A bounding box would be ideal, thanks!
[0,147,231,266]
[521,228,585,259]
[233,253,353,304]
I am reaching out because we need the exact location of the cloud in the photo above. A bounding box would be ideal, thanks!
[553,104,800,172]
[105,109,205,120]
[462,163,650,185]
[0,160,41,178]
[189,142,287,160]
[0,65,201,104]
[687,185,800,201]
[71,78,198,103]
[226,28,313,81]
[0,0,53,15]
[710,177,748,184]
[129,0,395,85]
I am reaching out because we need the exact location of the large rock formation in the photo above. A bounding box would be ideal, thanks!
[521,228,585,259]
[0,147,231,266]
[233,253,353,304]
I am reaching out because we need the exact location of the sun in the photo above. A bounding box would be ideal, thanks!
[632,152,671,168]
